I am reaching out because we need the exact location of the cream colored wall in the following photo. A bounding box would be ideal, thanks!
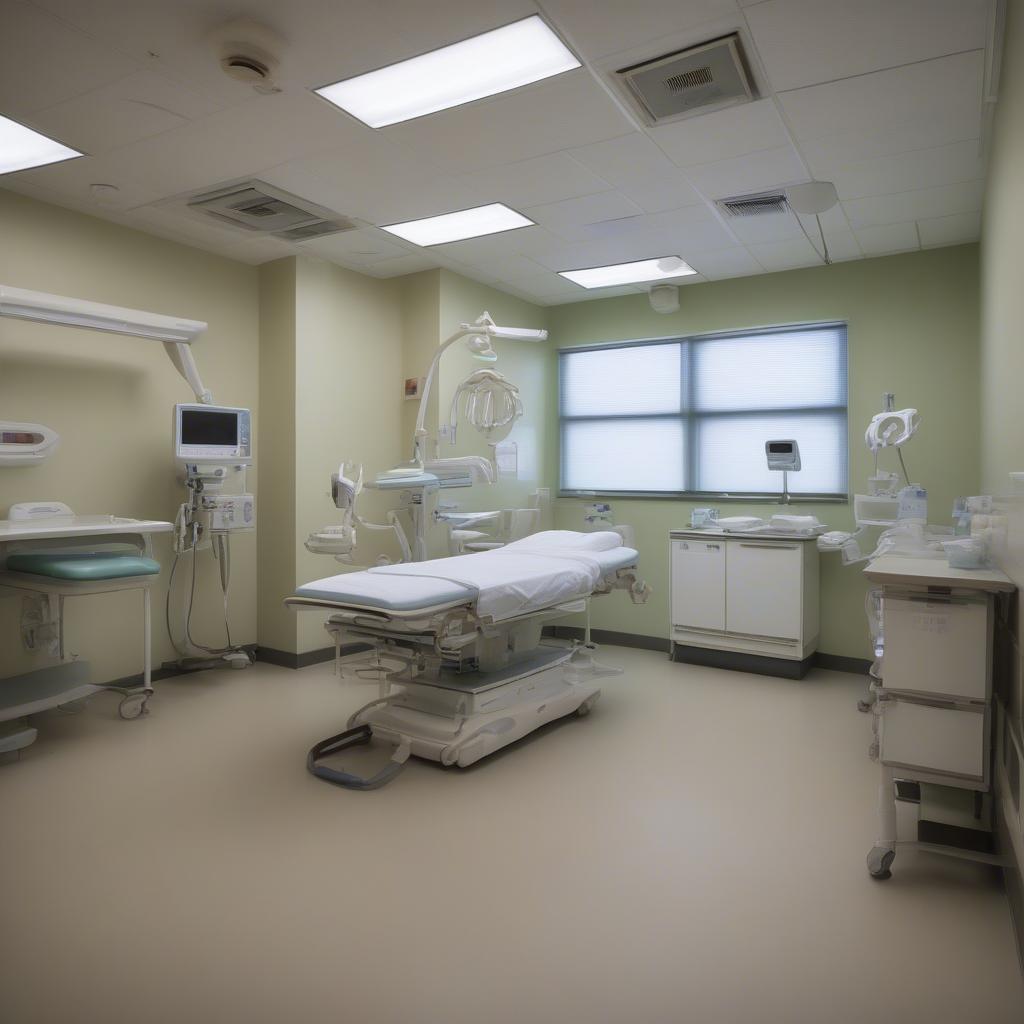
[0,189,259,682]
[436,270,551,526]
[547,246,981,659]
[257,258,297,654]
[293,257,404,654]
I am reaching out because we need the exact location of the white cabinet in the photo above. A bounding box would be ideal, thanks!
[669,530,819,676]
[670,539,725,631]
[725,541,802,640]
[880,699,987,781]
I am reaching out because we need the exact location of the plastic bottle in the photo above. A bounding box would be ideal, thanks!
[952,497,972,536]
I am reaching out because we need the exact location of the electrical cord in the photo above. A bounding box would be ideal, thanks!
[795,212,833,265]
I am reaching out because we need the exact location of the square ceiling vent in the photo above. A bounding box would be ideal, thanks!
[616,34,754,126]
[186,180,355,240]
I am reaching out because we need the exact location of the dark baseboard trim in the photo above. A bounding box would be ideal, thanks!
[671,642,814,680]
[543,625,669,653]
[814,652,872,675]
[255,643,372,670]
[542,626,869,676]
[996,801,1024,976]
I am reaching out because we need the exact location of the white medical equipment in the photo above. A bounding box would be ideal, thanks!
[0,421,59,466]
[287,530,650,789]
[765,438,800,503]
[861,556,1013,880]
[0,503,173,753]
[169,403,255,671]
[305,461,414,564]
[446,368,523,444]
[310,312,546,565]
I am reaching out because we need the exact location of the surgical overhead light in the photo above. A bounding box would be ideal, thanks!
[381,203,533,247]
[314,15,581,128]
[0,114,81,175]
[560,256,696,289]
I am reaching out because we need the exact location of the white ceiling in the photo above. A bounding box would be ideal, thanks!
[0,0,997,305]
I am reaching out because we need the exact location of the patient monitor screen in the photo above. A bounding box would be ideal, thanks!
[175,404,251,462]
[181,409,237,447]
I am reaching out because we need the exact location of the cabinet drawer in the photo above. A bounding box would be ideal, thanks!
[880,699,986,780]
[671,539,725,631]
[882,595,990,700]
[726,541,802,640]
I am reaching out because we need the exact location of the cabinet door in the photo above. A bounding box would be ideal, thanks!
[671,539,725,630]
[726,541,802,640]
[880,700,986,780]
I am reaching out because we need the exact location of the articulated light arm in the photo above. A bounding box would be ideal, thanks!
[410,311,546,465]
[0,284,213,404]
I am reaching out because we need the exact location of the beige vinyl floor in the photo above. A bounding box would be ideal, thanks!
[1,647,1022,1024]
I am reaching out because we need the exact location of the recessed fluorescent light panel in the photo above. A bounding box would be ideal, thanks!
[381,203,533,247]
[560,256,697,289]
[315,15,581,128]
[0,114,81,175]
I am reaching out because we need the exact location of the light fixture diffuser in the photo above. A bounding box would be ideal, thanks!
[0,114,81,175]
[559,256,697,289]
[381,203,533,247]
[315,15,581,127]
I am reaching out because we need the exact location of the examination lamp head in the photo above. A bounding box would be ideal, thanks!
[466,334,498,362]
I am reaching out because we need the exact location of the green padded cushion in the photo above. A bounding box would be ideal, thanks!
[6,552,161,581]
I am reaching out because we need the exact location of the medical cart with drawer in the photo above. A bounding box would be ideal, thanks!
[862,555,1015,879]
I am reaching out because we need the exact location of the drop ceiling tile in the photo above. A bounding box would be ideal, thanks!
[652,100,791,167]
[263,145,481,227]
[619,175,704,214]
[797,120,980,168]
[105,91,372,198]
[380,0,539,53]
[842,180,984,229]
[542,0,738,59]
[459,254,551,283]
[725,211,803,244]
[431,226,564,264]
[779,50,985,144]
[27,71,220,155]
[853,222,920,256]
[917,211,982,248]
[524,191,646,242]
[383,70,633,174]
[458,152,610,210]
[689,247,765,280]
[817,140,984,201]
[747,237,822,272]
[347,253,440,278]
[817,226,862,262]
[0,2,140,117]
[746,0,988,93]
[299,229,413,265]
[683,145,807,200]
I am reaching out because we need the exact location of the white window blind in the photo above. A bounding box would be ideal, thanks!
[559,323,848,497]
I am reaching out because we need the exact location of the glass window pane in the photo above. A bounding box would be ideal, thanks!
[696,412,847,495]
[560,343,682,417]
[694,328,846,412]
[562,418,685,492]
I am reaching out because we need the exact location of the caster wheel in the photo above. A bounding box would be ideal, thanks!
[576,698,594,717]
[857,698,874,713]
[867,847,895,879]
[118,695,148,720]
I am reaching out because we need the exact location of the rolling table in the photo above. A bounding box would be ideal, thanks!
[0,512,172,754]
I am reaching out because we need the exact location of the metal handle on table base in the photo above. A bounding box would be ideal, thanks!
[306,724,410,790]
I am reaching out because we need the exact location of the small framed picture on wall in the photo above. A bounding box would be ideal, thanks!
[403,377,424,401]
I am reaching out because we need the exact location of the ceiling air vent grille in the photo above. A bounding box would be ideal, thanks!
[616,33,754,126]
[186,180,355,240]
[717,191,789,217]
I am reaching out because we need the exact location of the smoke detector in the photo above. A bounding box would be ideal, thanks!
[210,17,284,95]
[616,34,754,126]
[649,284,679,314]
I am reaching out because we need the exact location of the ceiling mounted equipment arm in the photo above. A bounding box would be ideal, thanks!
[0,284,213,404]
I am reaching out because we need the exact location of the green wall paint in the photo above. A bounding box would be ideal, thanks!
[545,245,980,659]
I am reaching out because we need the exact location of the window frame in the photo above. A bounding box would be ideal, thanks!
[558,321,849,502]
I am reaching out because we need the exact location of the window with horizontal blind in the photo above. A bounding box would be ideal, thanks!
[558,323,848,498]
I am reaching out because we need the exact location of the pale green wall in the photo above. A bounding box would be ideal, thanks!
[546,245,981,659]
[0,189,260,682]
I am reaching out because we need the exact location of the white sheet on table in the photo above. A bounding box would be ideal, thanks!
[368,547,605,621]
